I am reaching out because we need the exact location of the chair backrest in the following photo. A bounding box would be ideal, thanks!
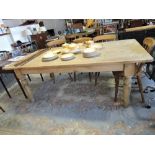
[65,34,78,43]
[73,37,92,43]
[143,37,155,53]
[136,37,155,74]
[47,39,65,47]
[93,34,117,42]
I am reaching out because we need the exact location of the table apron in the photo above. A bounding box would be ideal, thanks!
[17,63,125,74]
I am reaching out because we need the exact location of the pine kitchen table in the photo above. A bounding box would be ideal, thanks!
[3,39,153,107]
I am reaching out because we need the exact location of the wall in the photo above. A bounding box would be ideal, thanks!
[0,19,13,51]
[3,19,66,34]
[37,19,66,34]
[0,19,66,51]
[0,34,13,51]
[3,19,26,27]
[9,24,40,42]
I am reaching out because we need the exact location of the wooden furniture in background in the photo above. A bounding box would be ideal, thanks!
[46,39,75,82]
[47,39,65,48]
[31,33,47,49]
[65,34,77,43]
[93,34,117,42]
[65,30,95,43]
[4,39,153,107]
[125,25,155,32]
[73,37,92,43]
[118,25,155,45]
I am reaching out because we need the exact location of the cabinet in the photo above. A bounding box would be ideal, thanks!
[30,33,47,49]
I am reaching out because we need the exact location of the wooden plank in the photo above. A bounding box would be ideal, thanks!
[19,63,124,74]
[15,39,153,70]
[3,49,48,70]
[4,39,153,71]
[125,25,155,32]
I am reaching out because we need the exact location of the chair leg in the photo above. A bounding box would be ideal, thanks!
[13,72,28,99]
[68,73,73,81]
[88,72,92,82]
[40,74,44,81]
[95,72,100,86]
[27,74,31,81]
[95,72,98,86]
[114,75,120,102]
[74,72,76,82]
[50,73,55,83]
[0,76,11,98]
[0,106,5,112]
[137,75,145,103]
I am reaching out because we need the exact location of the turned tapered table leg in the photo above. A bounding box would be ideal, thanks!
[123,64,135,107]
[14,70,33,102]
[123,76,131,107]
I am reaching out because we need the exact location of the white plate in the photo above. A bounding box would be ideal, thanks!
[83,52,100,58]
[91,44,102,50]
[61,53,75,61]
[52,49,61,54]
[61,49,71,54]
[42,52,58,61]
[83,48,100,58]
[8,56,25,62]
[70,48,81,54]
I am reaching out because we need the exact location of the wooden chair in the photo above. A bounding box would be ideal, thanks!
[47,39,65,47]
[73,37,92,43]
[93,34,117,42]
[47,39,75,82]
[47,39,66,82]
[113,37,155,104]
[71,37,92,81]
[93,34,117,85]
[65,34,77,43]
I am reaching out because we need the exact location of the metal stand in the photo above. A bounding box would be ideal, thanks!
[0,106,5,112]
[0,75,11,98]
[13,72,28,99]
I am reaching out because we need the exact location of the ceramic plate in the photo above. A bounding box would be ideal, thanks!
[61,53,75,61]
[42,52,58,61]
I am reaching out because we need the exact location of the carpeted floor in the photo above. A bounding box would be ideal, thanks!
[0,72,155,134]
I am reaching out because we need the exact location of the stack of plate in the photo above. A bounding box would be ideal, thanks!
[52,49,61,54]
[91,44,103,51]
[62,43,70,48]
[68,43,77,50]
[42,52,58,61]
[83,48,100,58]
[61,48,71,54]
[61,53,75,61]
[70,48,81,54]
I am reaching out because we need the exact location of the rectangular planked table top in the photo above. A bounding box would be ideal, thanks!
[4,39,153,71]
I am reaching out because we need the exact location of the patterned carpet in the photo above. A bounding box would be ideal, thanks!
[0,72,155,134]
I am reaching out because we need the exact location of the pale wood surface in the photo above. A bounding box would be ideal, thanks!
[3,39,153,106]
[5,39,152,71]
[125,25,155,32]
